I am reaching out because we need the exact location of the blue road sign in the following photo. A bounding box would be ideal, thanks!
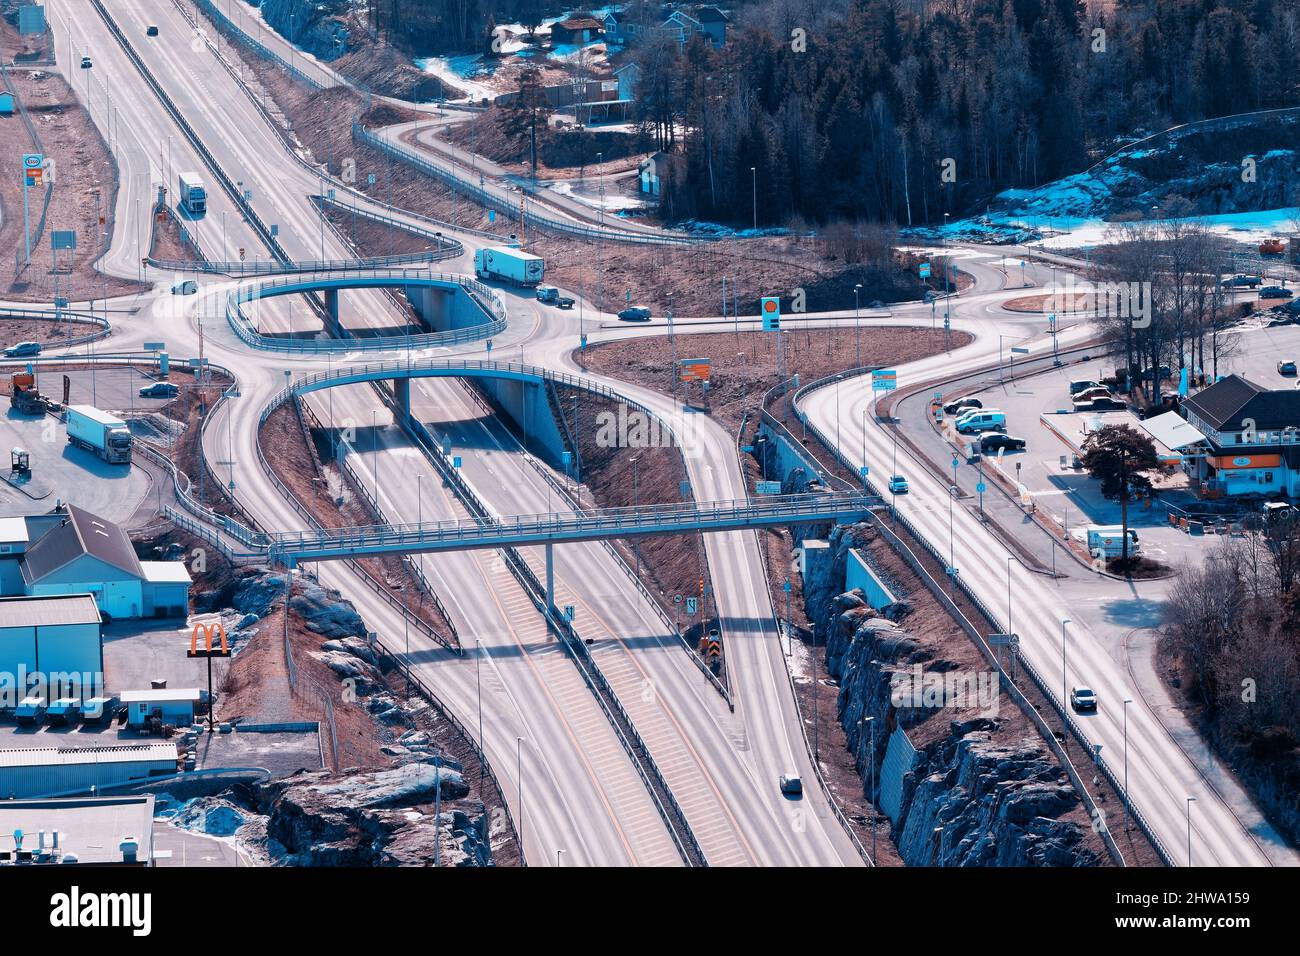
[976,482,987,494]
[919,262,931,278]
[685,597,698,616]
[453,456,462,468]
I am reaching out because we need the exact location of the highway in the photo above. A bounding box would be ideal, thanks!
[37,0,1295,870]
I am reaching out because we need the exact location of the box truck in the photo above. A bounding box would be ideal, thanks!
[474,245,544,286]
[66,405,132,464]
[177,171,207,215]
[1086,525,1140,559]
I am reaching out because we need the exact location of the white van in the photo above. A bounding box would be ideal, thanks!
[1086,525,1141,559]
[955,409,1007,434]
[171,279,198,295]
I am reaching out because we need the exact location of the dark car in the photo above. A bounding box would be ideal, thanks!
[942,396,982,415]
[1279,360,1298,377]
[4,341,41,358]
[557,296,575,310]
[146,25,160,36]
[1220,274,1262,289]
[981,433,1027,453]
[80,55,93,68]
[1260,286,1295,299]
[1140,364,1173,382]
[1081,397,1128,411]
[139,382,179,399]
[617,306,651,321]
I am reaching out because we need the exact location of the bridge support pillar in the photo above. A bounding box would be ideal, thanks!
[324,289,341,337]
[393,377,411,425]
[545,543,555,616]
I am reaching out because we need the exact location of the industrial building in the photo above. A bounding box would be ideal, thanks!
[0,594,103,689]
[0,743,177,800]
[0,504,191,619]
[1178,374,1300,498]
[0,794,156,866]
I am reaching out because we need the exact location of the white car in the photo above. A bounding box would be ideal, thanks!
[1070,687,1098,712]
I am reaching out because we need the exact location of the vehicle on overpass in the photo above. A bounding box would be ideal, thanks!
[779,773,803,796]
[474,245,544,286]
[888,475,909,494]
[1070,687,1098,712]
[80,55,92,69]
[177,171,207,216]
[66,405,133,465]
[4,341,41,358]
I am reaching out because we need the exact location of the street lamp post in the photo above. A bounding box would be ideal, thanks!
[1186,795,1197,866]
[630,457,640,577]
[1123,698,1133,829]
[853,283,863,367]
[1061,618,1072,726]
[516,736,524,865]
[1006,555,1015,637]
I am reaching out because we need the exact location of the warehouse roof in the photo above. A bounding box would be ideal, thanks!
[0,795,155,865]
[0,594,101,628]
[0,743,177,769]
[20,504,143,586]
[0,516,28,544]
[139,561,193,585]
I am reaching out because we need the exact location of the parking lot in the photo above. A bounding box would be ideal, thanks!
[0,366,176,521]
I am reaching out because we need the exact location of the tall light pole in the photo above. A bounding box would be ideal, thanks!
[750,166,757,232]
[1061,618,1072,724]
[853,283,863,367]
[475,638,484,787]
[1123,698,1132,830]
[1186,795,1196,866]
[516,736,524,865]
[1006,555,1015,636]
[630,457,640,577]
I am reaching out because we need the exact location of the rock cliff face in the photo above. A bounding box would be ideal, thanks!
[813,524,1100,867]
[254,0,351,60]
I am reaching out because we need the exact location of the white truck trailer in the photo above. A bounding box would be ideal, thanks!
[474,245,544,286]
[177,171,207,215]
[66,405,132,465]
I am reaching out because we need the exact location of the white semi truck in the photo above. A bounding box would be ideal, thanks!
[177,171,207,215]
[66,405,133,465]
[474,245,544,286]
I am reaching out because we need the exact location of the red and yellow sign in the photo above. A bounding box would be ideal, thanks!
[188,621,231,657]
[678,358,711,382]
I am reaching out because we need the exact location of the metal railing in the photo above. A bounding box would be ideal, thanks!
[148,248,449,275]
[0,307,112,348]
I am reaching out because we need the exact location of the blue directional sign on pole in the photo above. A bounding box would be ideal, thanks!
[51,230,76,250]
[488,209,496,223]
[453,456,462,469]
[918,262,931,278]
[685,597,698,616]
[761,296,780,331]
[871,369,897,392]
[270,224,279,237]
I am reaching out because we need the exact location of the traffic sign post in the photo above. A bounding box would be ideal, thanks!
[21,154,43,266]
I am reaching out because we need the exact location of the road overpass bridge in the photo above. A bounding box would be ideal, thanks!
[227,269,507,352]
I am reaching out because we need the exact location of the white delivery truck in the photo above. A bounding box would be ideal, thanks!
[1086,525,1141,559]
[474,245,544,286]
[66,405,133,465]
[177,171,207,215]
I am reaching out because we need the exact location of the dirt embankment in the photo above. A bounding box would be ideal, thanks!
[0,63,146,302]
[440,109,649,178]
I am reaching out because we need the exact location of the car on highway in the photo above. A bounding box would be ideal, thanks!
[139,382,179,399]
[1259,286,1295,299]
[146,25,160,36]
[1220,274,1262,289]
[942,396,982,415]
[3,341,41,358]
[171,279,198,295]
[779,773,803,796]
[1070,687,1098,712]
[980,433,1026,453]
[954,409,1007,434]
[1279,360,1298,376]
[888,475,909,494]
[617,306,651,321]
[80,55,92,68]
[557,296,575,309]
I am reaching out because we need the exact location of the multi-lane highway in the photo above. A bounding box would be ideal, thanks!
[28,0,1295,870]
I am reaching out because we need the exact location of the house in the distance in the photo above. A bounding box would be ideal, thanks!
[614,61,641,100]
[1178,373,1300,497]
[551,16,605,46]
[694,6,730,46]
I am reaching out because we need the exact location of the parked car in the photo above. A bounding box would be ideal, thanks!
[146,24,160,36]
[1069,379,1102,395]
[779,773,803,796]
[888,475,909,494]
[80,55,93,68]
[1078,396,1128,411]
[557,296,575,309]
[1260,286,1295,299]
[942,396,982,415]
[1278,360,1297,376]
[1140,364,1173,382]
[955,410,1008,434]
[4,341,41,357]
[980,433,1026,453]
[617,306,651,321]
[1220,274,1262,289]
[139,382,179,399]
[1072,386,1112,403]
[1070,687,1098,712]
